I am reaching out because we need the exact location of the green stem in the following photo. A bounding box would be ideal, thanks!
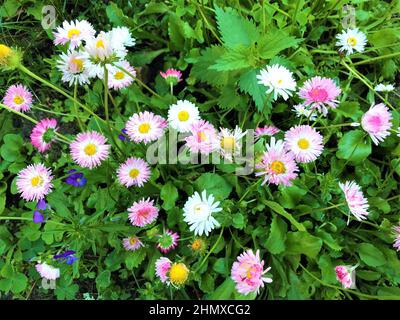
[0,216,65,226]
[195,227,224,272]
[296,203,346,218]
[0,102,71,143]
[74,82,84,131]
[315,123,359,130]
[300,264,400,300]
[111,63,162,99]
[341,61,396,111]
[103,67,124,157]
[18,64,110,126]
[353,51,400,66]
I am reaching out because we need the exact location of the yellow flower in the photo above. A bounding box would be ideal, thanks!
[190,238,207,255]
[0,44,21,69]
[0,44,12,66]
[169,263,189,286]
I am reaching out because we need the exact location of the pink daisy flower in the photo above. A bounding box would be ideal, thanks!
[35,262,60,281]
[393,225,400,251]
[157,229,179,253]
[335,265,357,289]
[284,125,324,163]
[339,181,369,222]
[108,60,135,90]
[298,76,341,116]
[117,157,151,188]
[70,131,111,169]
[361,103,392,145]
[122,236,144,251]
[53,20,95,49]
[16,163,53,201]
[231,249,273,295]
[185,120,217,155]
[30,118,58,153]
[155,257,172,283]
[255,138,298,186]
[160,68,182,84]
[3,84,33,112]
[128,198,159,227]
[125,111,167,144]
[254,125,280,140]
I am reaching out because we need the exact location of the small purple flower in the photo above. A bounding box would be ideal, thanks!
[54,250,78,265]
[65,169,87,187]
[36,199,47,210]
[118,128,128,141]
[33,210,44,224]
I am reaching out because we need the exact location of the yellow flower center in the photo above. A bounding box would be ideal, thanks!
[347,37,357,47]
[270,160,285,174]
[221,137,235,151]
[191,239,202,251]
[0,44,11,61]
[31,176,43,187]
[169,263,189,285]
[96,39,105,48]
[197,131,206,142]
[277,79,283,85]
[114,71,125,80]
[129,237,137,245]
[297,138,309,150]
[67,28,81,39]
[84,143,97,156]
[129,168,139,179]
[71,58,84,72]
[178,110,189,122]
[138,123,150,134]
[13,95,24,105]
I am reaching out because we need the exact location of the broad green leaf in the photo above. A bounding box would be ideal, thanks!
[206,278,235,300]
[265,215,287,254]
[194,173,233,200]
[357,243,386,267]
[336,130,372,163]
[160,182,179,211]
[286,231,322,259]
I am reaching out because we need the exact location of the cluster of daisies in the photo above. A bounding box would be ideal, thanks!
[1,19,400,296]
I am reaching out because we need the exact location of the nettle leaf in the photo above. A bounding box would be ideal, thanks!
[238,69,269,112]
[257,29,302,59]
[215,6,259,49]
[357,243,386,267]
[125,249,147,270]
[336,130,372,163]
[265,215,287,254]
[285,231,322,259]
[188,46,230,87]
[210,47,253,71]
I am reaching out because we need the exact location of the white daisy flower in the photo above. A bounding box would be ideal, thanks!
[216,126,247,160]
[167,100,200,133]
[85,31,115,62]
[256,64,296,101]
[35,262,60,280]
[183,190,222,236]
[374,83,395,92]
[53,19,95,49]
[57,50,94,86]
[109,26,136,48]
[336,28,367,55]
[292,104,318,121]
[107,60,135,90]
